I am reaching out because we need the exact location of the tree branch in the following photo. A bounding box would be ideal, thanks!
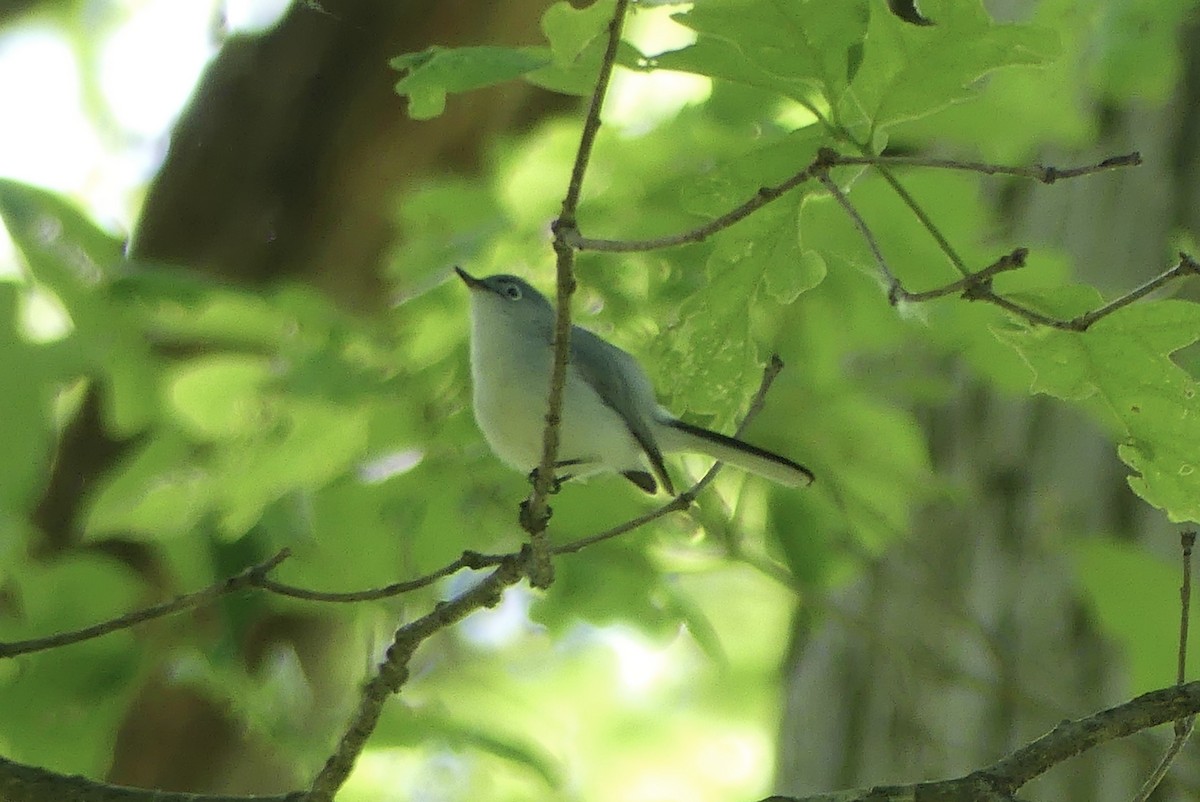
[0,754,305,802]
[568,147,1168,334]
[566,150,1137,255]
[833,151,1142,183]
[1065,252,1200,330]
[760,681,1200,802]
[820,156,1197,331]
[565,165,820,253]
[0,549,290,659]
[5,677,1200,802]
[522,0,632,588]
[253,550,493,603]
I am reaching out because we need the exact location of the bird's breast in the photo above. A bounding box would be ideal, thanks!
[469,318,553,470]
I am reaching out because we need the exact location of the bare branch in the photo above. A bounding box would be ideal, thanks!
[870,162,971,277]
[827,176,1197,331]
[0,549,290,659]
[6,678,1200,802]
[1132,529,1198,802]
[306,552,527,802]
[990,684,1200,789]
[814,170,899,293]
[834,151,1142,183]
[567,165,820,253]
[254,550,492,603]
[523,0,632,587]
[1067,252,1200,330]
[568,149,1138,258]
[0,753,305,802]
[948,252,1200,331]
[893,248,1028,302]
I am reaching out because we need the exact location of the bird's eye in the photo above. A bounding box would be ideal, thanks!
[504,284,522,300]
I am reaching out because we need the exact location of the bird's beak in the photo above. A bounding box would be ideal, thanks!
[454,266,486,290]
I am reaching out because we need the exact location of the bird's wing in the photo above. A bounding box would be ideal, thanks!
[570,326,674,495]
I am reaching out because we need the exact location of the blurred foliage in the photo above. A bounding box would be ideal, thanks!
[2,0,1200,799]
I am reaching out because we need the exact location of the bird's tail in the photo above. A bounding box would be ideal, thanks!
[657,418,814,488]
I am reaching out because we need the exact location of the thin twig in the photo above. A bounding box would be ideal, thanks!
[834,151,1142,183]
[1179,531,1195,687]
[523,0,632,588]
[828,177,1198,331]
[839,148,1139,280]
[814,170,899,294]
[567,149,1139,261]
[7,679,1200,802]
[0,753,307,802]
[893,248,1028,302]
[306,552,527,802]
[1068,253,1200,330]
[962,252,1200,331]
[1132,530,1197,802]
[0,549,290,658]
[567,164,820,253]
[871,163,970,277]
[254,550,493,603]
[968,287,1073,328]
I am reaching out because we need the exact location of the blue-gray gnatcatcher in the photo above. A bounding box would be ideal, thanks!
[456,268,814,495]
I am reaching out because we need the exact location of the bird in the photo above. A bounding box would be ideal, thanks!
[455,267,813,495]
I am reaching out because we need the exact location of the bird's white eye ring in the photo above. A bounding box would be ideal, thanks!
[504,284,522,300]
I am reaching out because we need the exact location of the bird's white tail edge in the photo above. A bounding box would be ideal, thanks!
[658,419,813,488]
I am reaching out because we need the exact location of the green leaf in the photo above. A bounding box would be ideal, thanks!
[660,0,869,109]
[535,541,680,638]
[0,180,159,434]
[113,270,294,350]
[391,706,565,790]
[0,179,125,298]
[526,38,643,97]
[84,435,212,540]
[721,199,827,303]
[652,261,758,417]
[998,300,1200,522]
[678,125,826,217]
[0,284,73,518]
[541,0,616,64]
[392,46,552,119]
[165,355,273,440]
